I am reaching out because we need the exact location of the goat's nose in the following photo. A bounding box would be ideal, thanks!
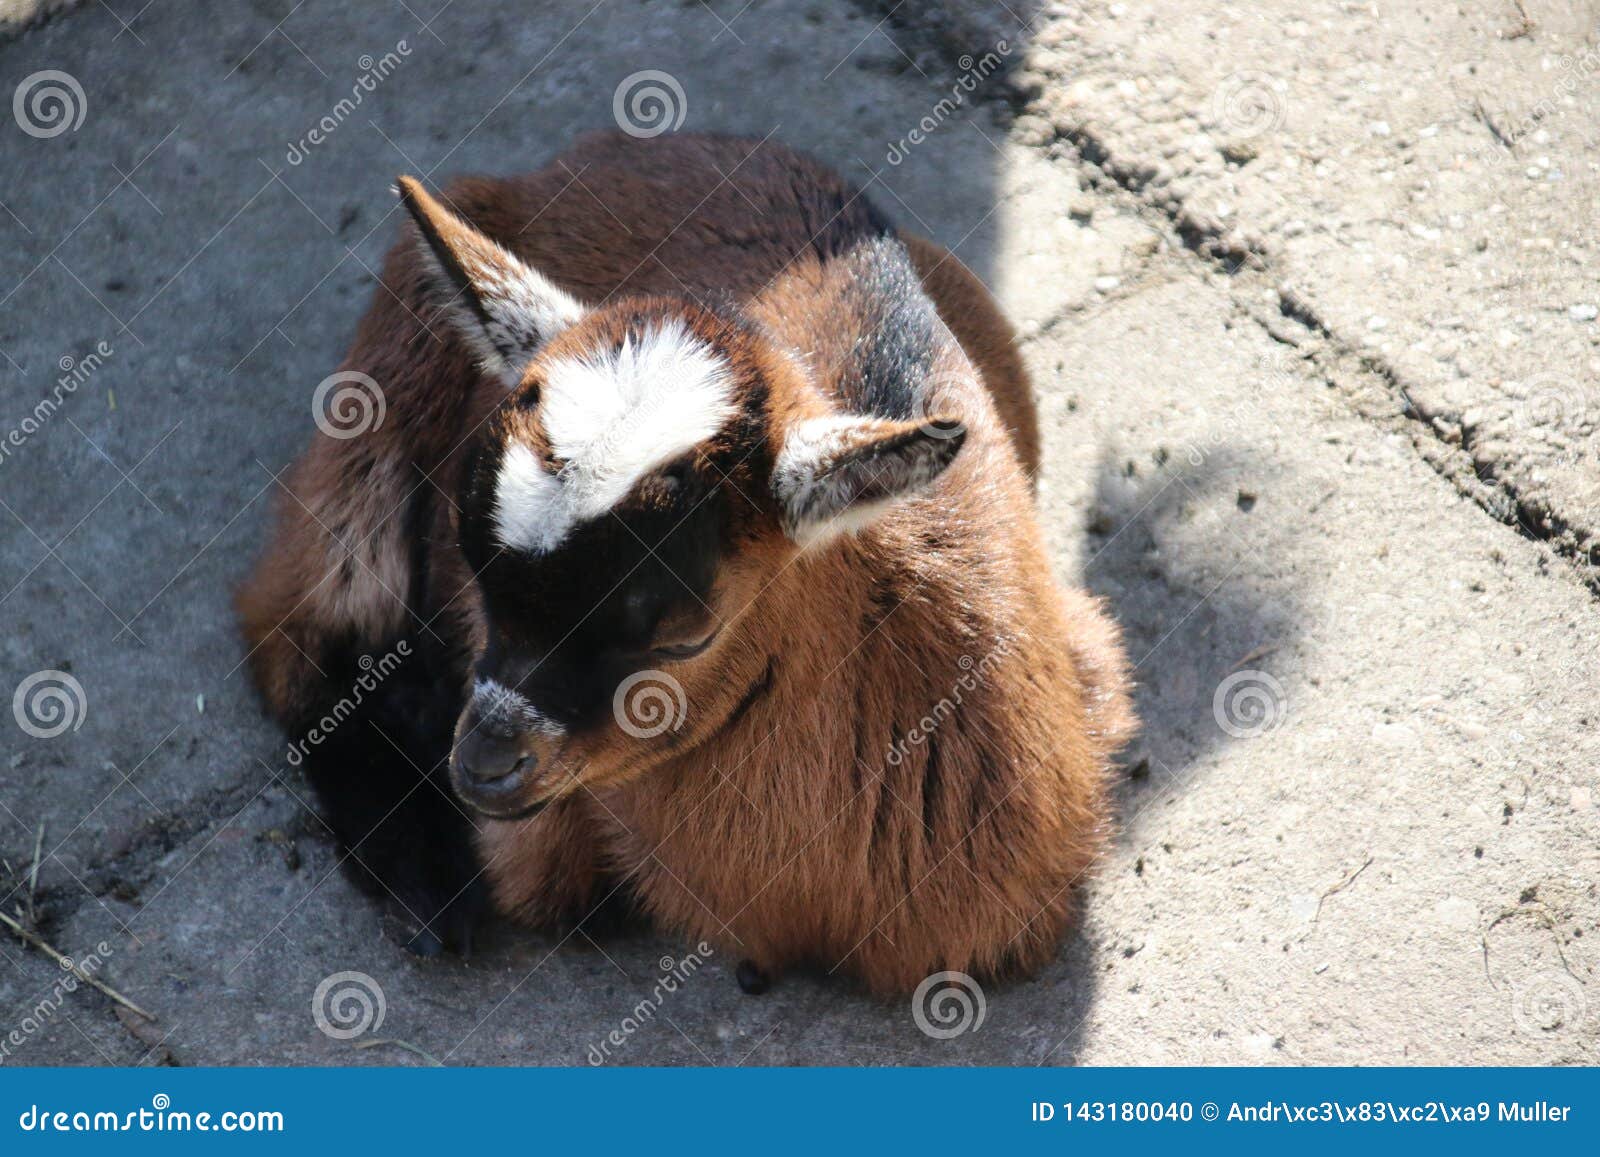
[453,729,535,785]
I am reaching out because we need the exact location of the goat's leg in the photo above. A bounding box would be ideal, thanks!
[287,639,486,957]
[735,959,772,995]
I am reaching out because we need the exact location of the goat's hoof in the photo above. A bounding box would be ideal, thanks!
[735,959,770,995]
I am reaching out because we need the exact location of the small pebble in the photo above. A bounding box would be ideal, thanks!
[1094,275,1121,292]
[1568,303,1597,322]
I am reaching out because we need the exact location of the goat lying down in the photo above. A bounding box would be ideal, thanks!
[237,131,1134,995]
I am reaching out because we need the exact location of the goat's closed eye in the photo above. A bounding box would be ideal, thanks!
[650,628,719,660]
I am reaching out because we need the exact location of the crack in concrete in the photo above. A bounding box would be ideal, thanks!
[868,2,1599,597]
[6,773,306,1062]
[16,774,295,931]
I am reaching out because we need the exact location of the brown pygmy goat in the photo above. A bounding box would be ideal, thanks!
[236,132,1135,994]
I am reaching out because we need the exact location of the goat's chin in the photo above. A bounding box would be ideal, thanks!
[451,748,582,820]
[462,793,551,821]
[460,736,700,818]
[450,765,553,820]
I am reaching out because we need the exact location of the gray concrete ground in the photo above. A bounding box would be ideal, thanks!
[0,0,1595,1066]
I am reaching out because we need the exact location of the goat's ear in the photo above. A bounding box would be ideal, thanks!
[395,175,585,387]
[771,415,966,546]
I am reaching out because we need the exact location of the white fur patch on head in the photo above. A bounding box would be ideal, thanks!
[491,443,567,554]
[470,678,566,738]
[491,319,737,553]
